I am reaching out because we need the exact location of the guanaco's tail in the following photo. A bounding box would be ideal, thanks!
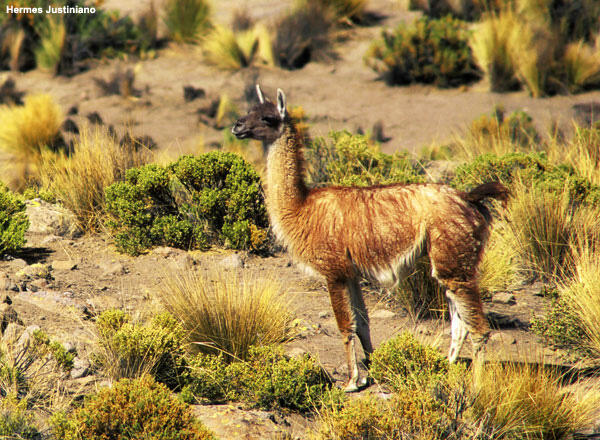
[461,182,510,222]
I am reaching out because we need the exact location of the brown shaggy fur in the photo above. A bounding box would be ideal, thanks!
[232,86,508,391]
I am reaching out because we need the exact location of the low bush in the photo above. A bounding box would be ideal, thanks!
[105,151,269,255]
[364,16,479,88]
[203,24,273,70]
[163,0,211,44]
[52,375,215,440]
[39,127,149,231]
[0,396,40,440]
[457,106,541,160]
[185,345,337,412]
[305,130,425,187]
[452,152,600,206]
[159,270,294,361]
[0,184,28,256]
[369,332,449,391]
[93,310,188,389]
[1,329,73,412]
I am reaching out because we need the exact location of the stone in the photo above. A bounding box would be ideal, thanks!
[490,333,516,345]
[221,253,245,269]
[318,311,330,319]
[70,356,91,379]
[2,322,25,344]
[16,325,41,349]
[371,309,396,319]
[287,347,307,358]
[100,261,126,277]
[25,199,81,238]
[170,253,194,271]
[63,342,77,354]
[153,246,180,258]
[52,260,78,271]
[492,292,516,305]
[15,263,52,280]
[0,303,23,333]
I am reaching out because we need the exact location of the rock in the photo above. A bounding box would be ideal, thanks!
[7,258,27,271]
[2,295,11,305]
[318,311,330,319]
[2,322,25,344]
[26,199,81,238]
[371,309,396,319]
[15,263,52,280]
[63,342,77,354]
[40,235,61,245]
[16,325,41,349]
[287,347,307,358]
[492,292,516,305]
[70,356,91,379]
[490,333,516,345]
[52,259,78,271]
[170,253,194,271]
[100,261,126,277]
[221,253,245,269]
[152,246,180,258]
[0,303,23,333]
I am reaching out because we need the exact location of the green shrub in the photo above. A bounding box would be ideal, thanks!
[0,397,40,440]
[186,346,336,412]
[364,16,479,87]
[305,130,425,186]
[452,152,600,205]
[369,332,449,391]
[0,184,28,256]
[314,389,455,440]
[52,375,215,440]
[468,106,540,149]
[105,152,268,255]
[93,310,188,389]
[164,0,211,43]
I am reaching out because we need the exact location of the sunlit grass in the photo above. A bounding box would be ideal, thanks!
[203,24,273,70]
[159,269,296,361]
[38,126,149,231]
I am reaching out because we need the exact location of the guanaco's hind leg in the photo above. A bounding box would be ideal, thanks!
[446,292,468,363]
[443,283,490,364]
[347,278,374,366]
[326,278,366,392]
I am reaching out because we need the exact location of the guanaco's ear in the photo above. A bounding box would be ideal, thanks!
[256,84,265,104]
[277,88,287,119]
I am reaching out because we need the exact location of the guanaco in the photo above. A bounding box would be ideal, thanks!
[232,85,509,391]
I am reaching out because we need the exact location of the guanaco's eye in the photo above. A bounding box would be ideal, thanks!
[261,116,280,127]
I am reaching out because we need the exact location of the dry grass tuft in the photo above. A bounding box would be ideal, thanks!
[473,361,600,439]
[163,0,212,43]
[38,126,149,231]
[0,93,64,158]
[159,269,295,361]
[479,220,524,294]
[203,24,273,70]
[559,244,600,359]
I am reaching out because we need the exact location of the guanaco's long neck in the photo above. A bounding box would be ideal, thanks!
[265,122,308,215]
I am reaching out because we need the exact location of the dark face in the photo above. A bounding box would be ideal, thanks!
[231,101,283,145]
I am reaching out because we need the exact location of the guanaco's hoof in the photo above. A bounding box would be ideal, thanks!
[343,377,372,392]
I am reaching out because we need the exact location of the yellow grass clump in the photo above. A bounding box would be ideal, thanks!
[203,24,273,70]
[559,244,600,359]
[479,221,524,294]
[38,127,149,231]
[159,269,295,361]
[472,361,600,439]
[0,93,64,157]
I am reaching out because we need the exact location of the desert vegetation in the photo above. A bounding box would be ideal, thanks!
[1,0,600,438]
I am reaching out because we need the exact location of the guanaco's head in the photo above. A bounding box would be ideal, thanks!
[232,85,288,145]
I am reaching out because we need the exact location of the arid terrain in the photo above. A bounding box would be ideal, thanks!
[2,0,600,438]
